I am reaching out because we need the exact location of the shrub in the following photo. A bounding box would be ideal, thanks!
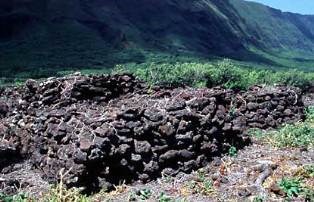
[113,59,314,91]
[251,107,314,148]
[114,62,212,87]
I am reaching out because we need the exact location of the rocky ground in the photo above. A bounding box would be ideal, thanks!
[93,138,313,202]
[1,137,313,201]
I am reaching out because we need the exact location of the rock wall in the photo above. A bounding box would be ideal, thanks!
[0,74,305,192]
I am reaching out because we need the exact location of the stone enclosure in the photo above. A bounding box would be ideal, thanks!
[0,74,305,193]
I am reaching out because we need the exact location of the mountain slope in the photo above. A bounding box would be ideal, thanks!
[0,0,314,77]
[229,0,314,51]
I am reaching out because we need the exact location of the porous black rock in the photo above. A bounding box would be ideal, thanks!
[0,75,305,193]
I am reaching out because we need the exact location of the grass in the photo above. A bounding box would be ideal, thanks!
[251,107,314,149]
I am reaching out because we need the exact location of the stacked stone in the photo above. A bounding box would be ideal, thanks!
[242,86,304,129]
[0,74,305,191]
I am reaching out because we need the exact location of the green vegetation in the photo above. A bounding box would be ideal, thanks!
[1,56,314,90]
[252,196,265,202]
[0,193,29,202]
[228,146,238,157]
[42,187,89,202]
[136,188,152,200]
[278,178,303,198]
[304,165,314,178]
[113,59,314,90]
[2,0,314,77]
[278,177,314,199]
[251,107,314,148]
[184,169,214,196]
[158,192,173,202]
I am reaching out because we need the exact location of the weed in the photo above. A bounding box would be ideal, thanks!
[250,107,314,149]
[0,193,31,202]
[270,123,314,148]
[42,186,89,202]
[306,106,314,121]
[186,169,214,196]
[127,192,137,201]
[302,188,314,201]
[278,177,314,200]
[228,146,237,157]
[197,169,206,182]
[158,192,172,202]
[278,178,303,198]
[252,196,265,202]
[137,188,152,200]
[304,165,314,178]
[41,168,90,202]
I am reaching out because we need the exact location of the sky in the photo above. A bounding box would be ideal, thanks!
[247,0,314,14]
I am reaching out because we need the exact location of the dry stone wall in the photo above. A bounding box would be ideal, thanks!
[0,74,305,191]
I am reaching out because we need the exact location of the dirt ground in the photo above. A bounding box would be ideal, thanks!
[92,138,313,202]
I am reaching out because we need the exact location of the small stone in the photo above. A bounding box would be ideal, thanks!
[276,105,285,111]
[166,99,186,111]
[162,168,178,176]
[222,123,232,131]
[175,133,192,142]
[134,141,151,154]
[284,109,292,116]
[177,120,191,133]
[25,79,39,91]
[125,121,141,129]
[247,102,258,110]
[0,101,9,118]
[144,109,163,122]
[159,122,175,136]
[74,150,87,164]
[131,154,142,162]
[88,148,104,161]
[138,174,150,183]
[183,160,197,172]
[238,188,251,197]
[120,158,128,166]
[269,183,285,196]
[143,161,159,174]
[192,135,202,143]
[178,150,194,160]
[115,144,131,156]
[79,137,93,152]
[159,150,178,164]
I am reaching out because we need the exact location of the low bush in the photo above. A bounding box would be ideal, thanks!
[251,107,314,148]
[113,59,314,90]
[114,62,212,87]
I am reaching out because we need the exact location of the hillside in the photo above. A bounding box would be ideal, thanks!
[1,0,314,77]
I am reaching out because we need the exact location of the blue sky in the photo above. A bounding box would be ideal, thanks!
[247,0,314,14]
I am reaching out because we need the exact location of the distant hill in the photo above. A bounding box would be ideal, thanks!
[1,0,314,77]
